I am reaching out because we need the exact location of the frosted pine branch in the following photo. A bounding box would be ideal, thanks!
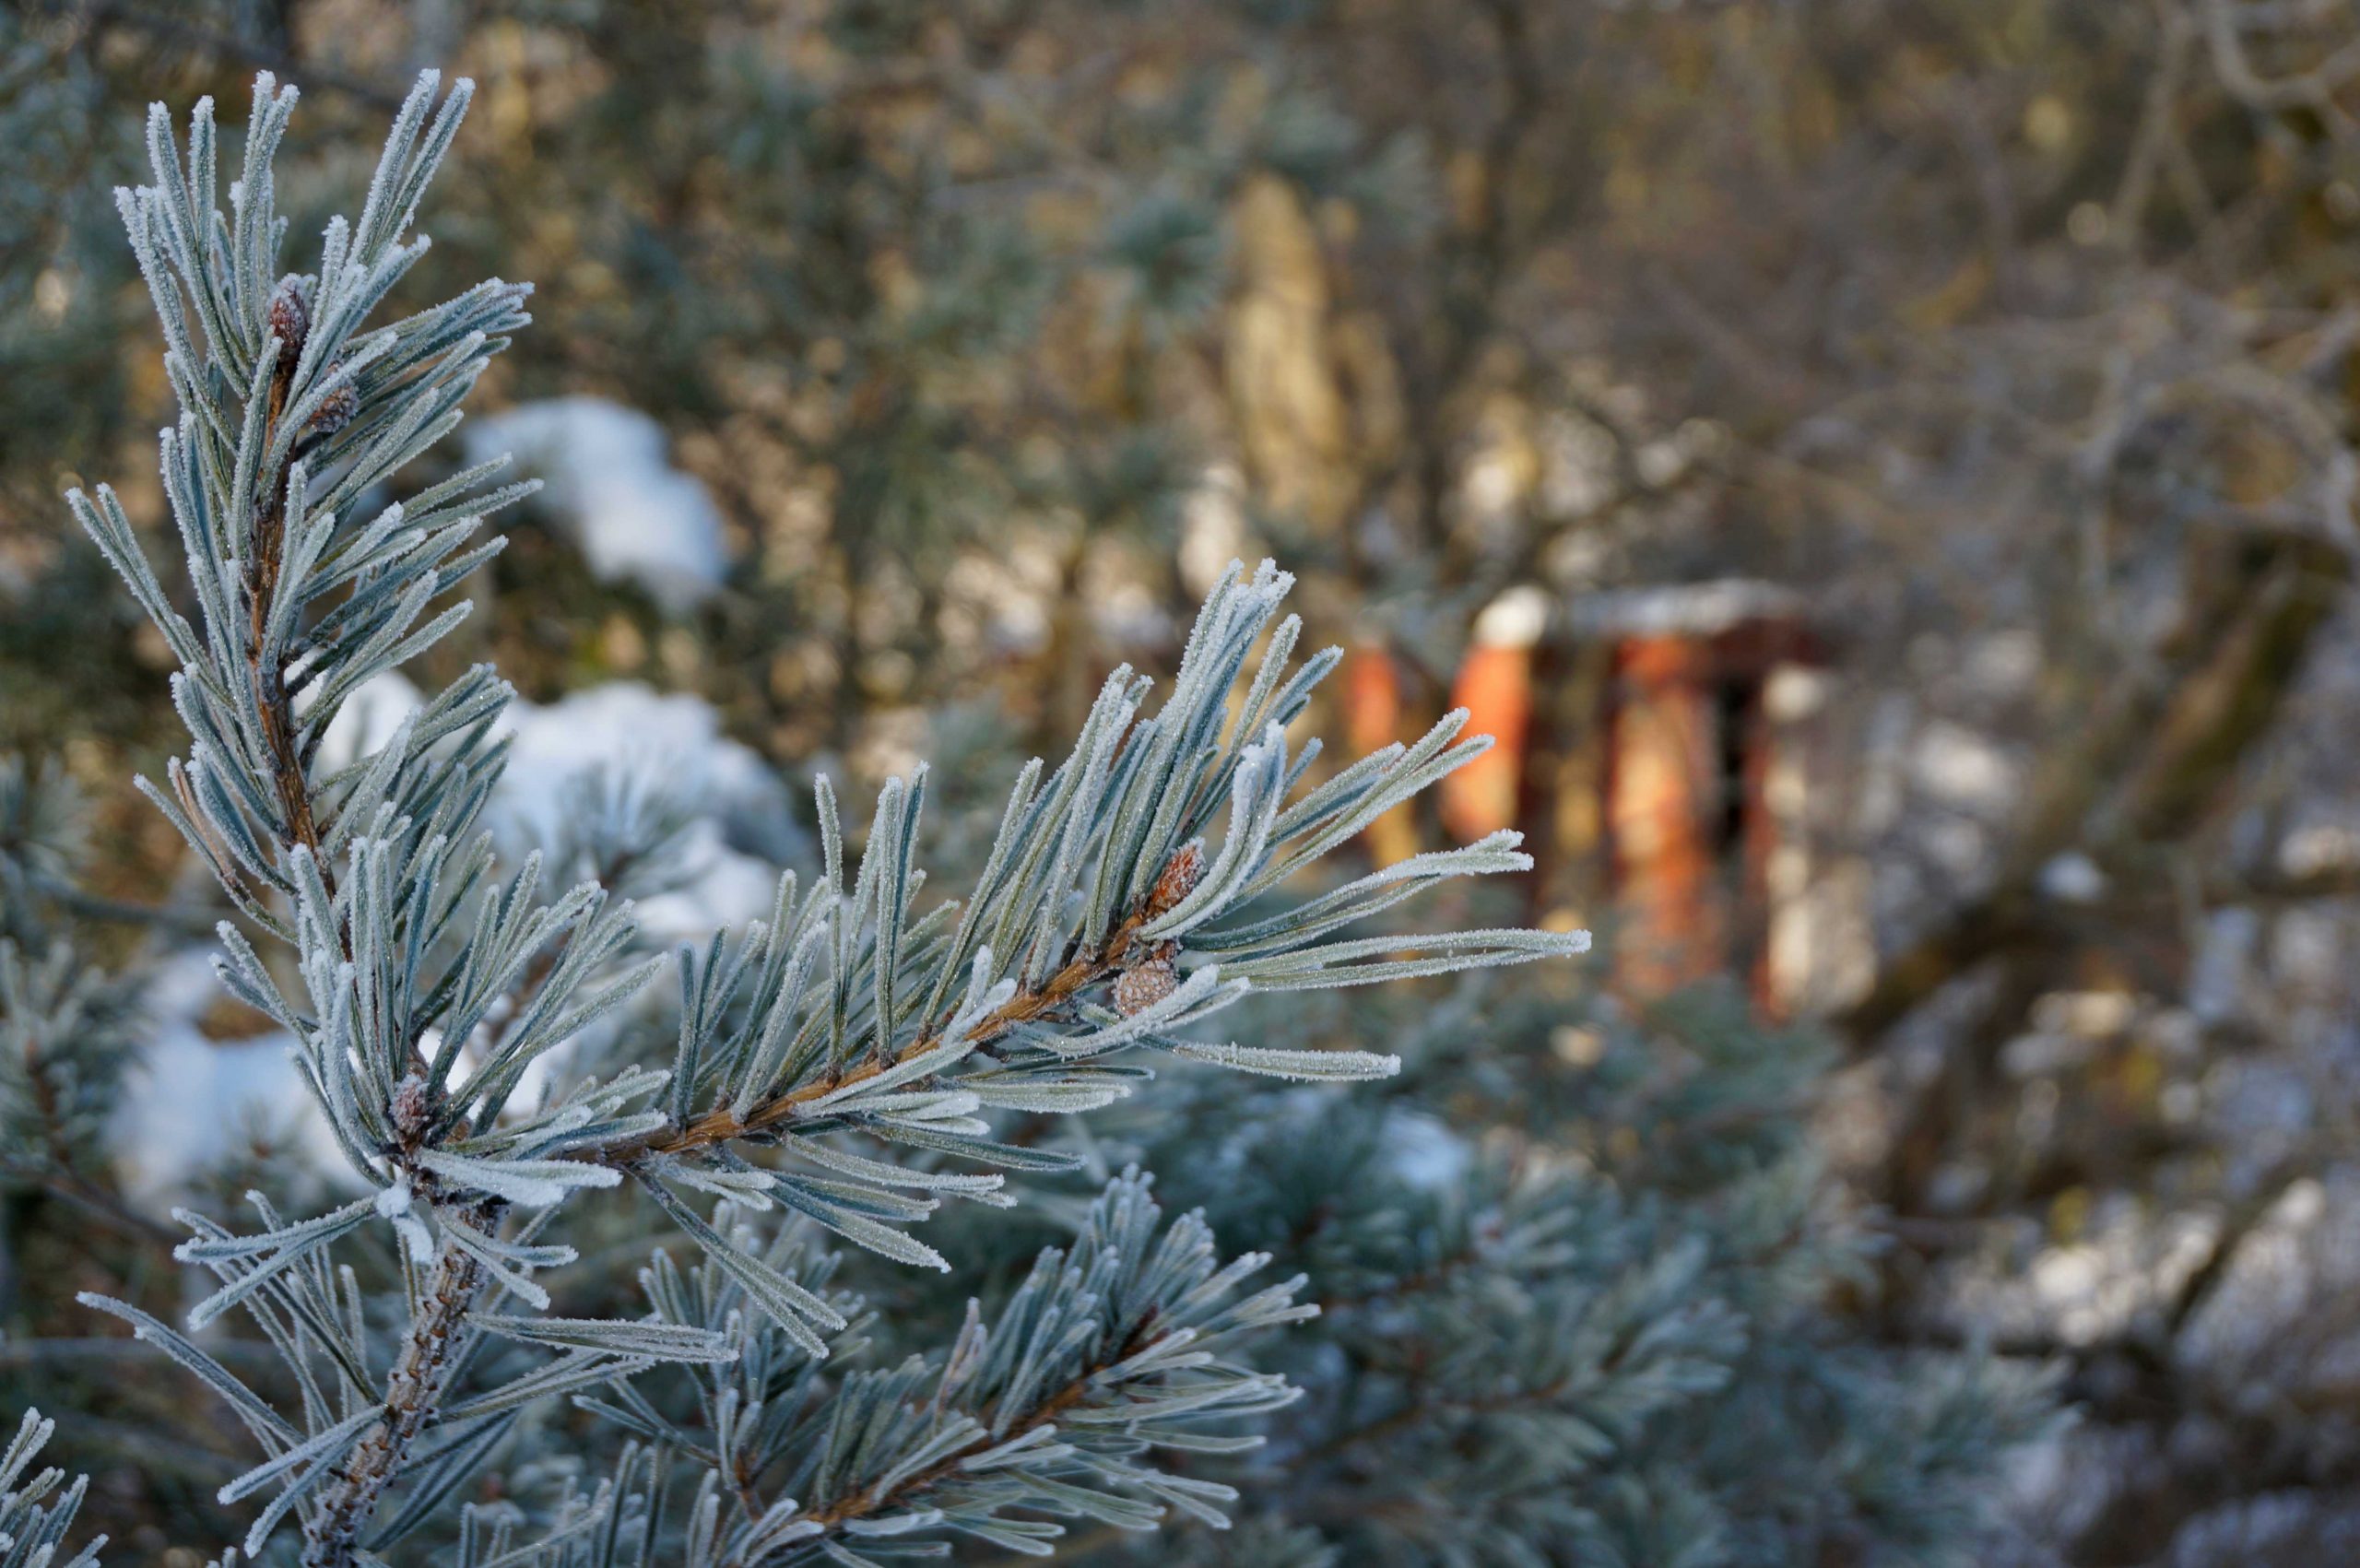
[581,1170,1315,1562]
[0,1410,105,1568]
[64,68,1583,1563]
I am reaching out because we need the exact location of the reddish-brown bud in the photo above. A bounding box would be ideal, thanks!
[305,366,359,441]
[266,274,311,359]
[1147,839,1206,917]
[391,1070,431,1140]
[1114,952,1180,1018]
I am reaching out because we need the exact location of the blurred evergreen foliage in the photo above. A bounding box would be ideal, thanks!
[12,0,2360,1560]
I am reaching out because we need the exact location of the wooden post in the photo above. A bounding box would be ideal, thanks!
[1608,633,1727,997]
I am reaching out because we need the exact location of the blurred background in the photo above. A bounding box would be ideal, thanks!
[8,0,2360,1562]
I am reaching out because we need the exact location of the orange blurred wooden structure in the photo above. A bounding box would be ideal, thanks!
[1439,589,1546,843]
[1584,584,1820,1008]
[1339,641,1422,867]
[1343,580,1823,1013]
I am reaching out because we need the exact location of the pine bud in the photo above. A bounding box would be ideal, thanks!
[1147,839,1206,916]
[305,365,359,440]
[266,274,311,359]
[1114,947,1180,1017]
[391,1070,431,1140]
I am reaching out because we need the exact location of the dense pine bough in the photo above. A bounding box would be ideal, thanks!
[1046,984,2067,1568]
[569,1168,1317,1563]
[56,74,1583,1563]
[0,1410,104,1568]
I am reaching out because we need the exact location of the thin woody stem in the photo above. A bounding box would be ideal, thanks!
[301,1206,497,1568]
[247,319,431,1079]
[253,320,452,1563]
[789,1315,1161,1541]
[603,913,1152,1168]
[249,335,330,881]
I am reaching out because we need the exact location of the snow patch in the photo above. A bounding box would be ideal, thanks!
[1473,584,1551,650]
[496,681,792,938]
[467,396,729,613]
[2036,851,2106,904]
[1910,721,2019,814]
[316,675,796,938]
[1383,1109,1474,1192]
[111,952,348,1206]
[313,668,425,774]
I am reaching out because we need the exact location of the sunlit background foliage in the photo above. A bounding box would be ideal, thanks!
[9,2,2360,1563]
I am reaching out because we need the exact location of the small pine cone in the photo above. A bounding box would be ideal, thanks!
[305,367,359,440]
[1114,953,1179,1017]
[266,274,311,357]
[1146,839,1206,917]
